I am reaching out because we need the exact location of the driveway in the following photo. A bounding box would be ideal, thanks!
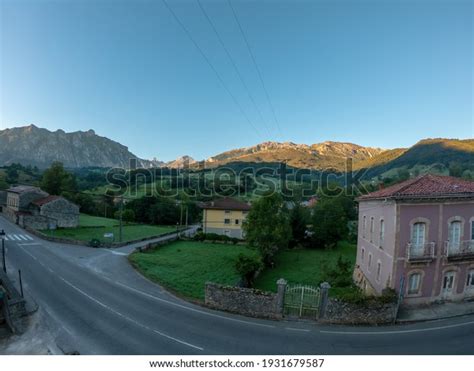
[0,216,473,355]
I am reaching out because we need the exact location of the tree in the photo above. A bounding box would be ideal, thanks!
[41,161,77,195]
[310,197,348,249]
[242,193,291,265]
[235,254,263,287]
[114,209,135,223]
[289,203,309,248]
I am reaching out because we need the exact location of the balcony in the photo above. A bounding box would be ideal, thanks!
[445,241,474,261]
[406,242,436,262]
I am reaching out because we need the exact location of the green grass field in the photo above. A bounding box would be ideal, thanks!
[129,241,258,301]
[253,241,356,295]
[44,213,176,244]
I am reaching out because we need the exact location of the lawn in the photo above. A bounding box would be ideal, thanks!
[129,240,258,301]
[44,213,176,244]
[253,241,357,295]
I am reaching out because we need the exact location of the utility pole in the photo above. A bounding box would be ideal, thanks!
[185,205,189,228]
[119,197,123,243]
[1,229,6,274]
[180,202,183,228]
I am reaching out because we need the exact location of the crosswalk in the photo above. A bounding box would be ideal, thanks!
[3,234,34,241]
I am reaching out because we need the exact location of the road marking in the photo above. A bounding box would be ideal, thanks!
[18,242,42,246]
[18,235,28,240]
[25,235,34,240]
[319,320,474,335]
[285,327,311,332]
[17,246,204,352]
[13,234,22,240]
[113,280,276,329]
[107,250,128,256]
[4,236,9,241]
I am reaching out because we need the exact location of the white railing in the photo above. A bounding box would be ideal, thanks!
[406,242,435,261]
[445,240,474,258]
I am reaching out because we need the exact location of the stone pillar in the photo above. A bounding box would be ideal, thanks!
[318,282,331,319]
[276,278,287,316]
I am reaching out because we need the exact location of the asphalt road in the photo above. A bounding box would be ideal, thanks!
[0,216,473,355]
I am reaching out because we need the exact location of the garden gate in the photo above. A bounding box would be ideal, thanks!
[283,284,321,319]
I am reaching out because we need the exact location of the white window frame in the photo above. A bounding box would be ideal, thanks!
[370,217,374,243]
[362,216,367,239]
[408,273,421,295]
[466,269,474,291]
[376,261,382,282]
[379,219,385,248]
[361,247,365,262]
[368,253,372,272]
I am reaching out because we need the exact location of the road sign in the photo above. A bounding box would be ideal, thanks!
[104,232,114,239]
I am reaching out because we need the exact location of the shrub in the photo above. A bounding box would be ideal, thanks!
[235,254,263,287]
[326,256,353,287]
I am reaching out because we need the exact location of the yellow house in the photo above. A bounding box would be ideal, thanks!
[201,197,251,239]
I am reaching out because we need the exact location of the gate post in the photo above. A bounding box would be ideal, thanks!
[276,278,287,316]
[318,282,331,319]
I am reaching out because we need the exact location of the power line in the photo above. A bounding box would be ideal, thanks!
[227,0,282,137]
[160,0,262,138]
[196,0,272,138]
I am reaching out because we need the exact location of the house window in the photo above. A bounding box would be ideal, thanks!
[408,273,421,295]
[370,217,374,243]
[466,269,474,290]
[376,262,381,282]
[411,222,426,247]
[449,221,462,250]
[224,219,230,224]
[379,219,385,248]
[368,253,372,271]
[235,219,239,225]
[361,247,365,262]
[224,210,231,214]
[362,216,367,239]
[471,220,474,240]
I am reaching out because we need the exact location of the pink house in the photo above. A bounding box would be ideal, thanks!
[354,174,474,305]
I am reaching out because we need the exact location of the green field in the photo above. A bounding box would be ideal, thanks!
[129,239,356,301]
[129,241,258,300]
[44,213,176,244]
[253,241,356,295]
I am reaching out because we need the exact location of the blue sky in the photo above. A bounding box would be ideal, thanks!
[0,0,472,161]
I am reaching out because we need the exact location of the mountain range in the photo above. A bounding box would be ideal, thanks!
[1,125,473,178]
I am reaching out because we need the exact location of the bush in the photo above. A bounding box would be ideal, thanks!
[193,232,242,244]
[326,256,353,288]
[235,254,263,287]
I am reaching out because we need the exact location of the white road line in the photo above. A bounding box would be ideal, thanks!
[19,235,28,240]
[319,320,474,335]
[113,280,276,329]
[13,234,22,241]
[4,236,9,241]
[18,242,42,246]
[285,327,311,332]
[18,246,204,351]
[25,235,34,240]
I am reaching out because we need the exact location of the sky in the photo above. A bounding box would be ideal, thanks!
[0,0,472,161]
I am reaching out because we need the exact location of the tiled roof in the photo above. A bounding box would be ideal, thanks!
[7,185,45,194]
[31,195,62,206]
[200,197,251,211]
[358,174,474,201]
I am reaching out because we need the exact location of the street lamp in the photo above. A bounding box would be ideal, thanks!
[0,229,6,274]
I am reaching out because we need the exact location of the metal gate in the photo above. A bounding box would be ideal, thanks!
[284,284,321,319]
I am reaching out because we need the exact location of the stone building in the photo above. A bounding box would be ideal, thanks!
[2,185,79,229]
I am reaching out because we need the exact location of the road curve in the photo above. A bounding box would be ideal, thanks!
[1,216,473,355]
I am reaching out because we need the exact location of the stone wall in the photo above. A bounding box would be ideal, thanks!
[2,208,18,224]
[205,282,284,320]
[39,198,79,228]
[321,298,396,325]
[20,214,55,230]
